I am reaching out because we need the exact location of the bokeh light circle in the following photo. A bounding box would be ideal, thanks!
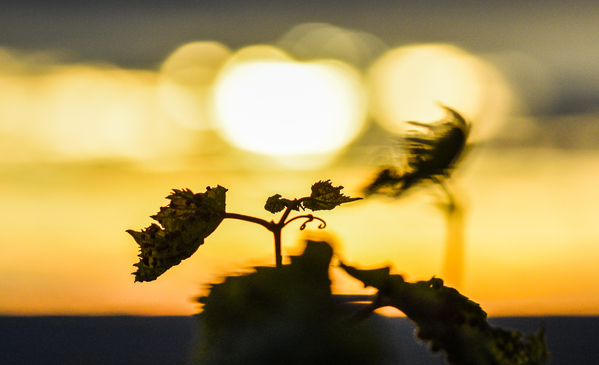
[35,65,193,162]
[158,42,232,130]
[367,44,513,140]
[212,45,367,162]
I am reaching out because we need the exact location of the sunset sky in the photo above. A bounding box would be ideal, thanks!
[1,0,598,316]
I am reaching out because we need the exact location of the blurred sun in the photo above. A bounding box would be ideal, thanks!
[212,45,367,168]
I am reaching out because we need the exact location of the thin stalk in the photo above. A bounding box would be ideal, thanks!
[273,228,283,268]
[223,207,295,269]
[276,205,295,227]
[271,206,294,268]
[223,212,273,230]
[434,178,464,289]
[223,203,326,269]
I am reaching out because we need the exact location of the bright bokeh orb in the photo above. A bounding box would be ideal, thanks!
[35,66,188,161]
[212,45,367,166]
[0,74,30,134]
[158,41,232,130]
[367,44,513,140]
[0,47,223,166]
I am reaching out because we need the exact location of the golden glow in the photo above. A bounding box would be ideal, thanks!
[367,44,513,140]
[0,49,198,166]
[37,66,163,159]
[158,41,232,130]
[0,47,598,317]
[1,148,599,315]
[0,75,30,134]
[212,45,367,168]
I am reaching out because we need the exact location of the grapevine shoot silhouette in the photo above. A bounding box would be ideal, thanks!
[128,108,549,365]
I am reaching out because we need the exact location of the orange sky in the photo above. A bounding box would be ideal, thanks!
[1,36,598,317]
[1,146,598,316]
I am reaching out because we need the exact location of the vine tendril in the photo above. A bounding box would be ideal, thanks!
[284,214,327,230]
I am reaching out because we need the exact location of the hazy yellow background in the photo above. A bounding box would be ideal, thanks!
[1,135,598,316]
[1,1,598,317]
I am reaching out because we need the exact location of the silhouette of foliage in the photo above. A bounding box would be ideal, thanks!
[264,194,289,214]
[127,186,227,282]
[364,105,470,197]
[127,168,550,364]
[264,180,361,214]
[302,179,362,211]
[340,262,550,365]
[129,181,359,280]
[193,241,388,365]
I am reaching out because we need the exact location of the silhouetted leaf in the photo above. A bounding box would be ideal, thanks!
[364,106,470,197]
[341,263,550,365]
[338,262,391,289]
[302,180,361,211]
[127,186,227,282]
[264,194,290,214]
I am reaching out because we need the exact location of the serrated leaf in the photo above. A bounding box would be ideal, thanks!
[341,263,550,365]
[301,180,361,211]
[264,194,288,214]
[128,185,227,282]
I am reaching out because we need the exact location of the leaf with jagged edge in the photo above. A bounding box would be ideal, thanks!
[341,263,550,365]
[127,186,227,282]
[264,194,294,214]
[302,180,361,211]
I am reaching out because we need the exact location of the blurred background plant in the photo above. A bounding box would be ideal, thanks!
[364,105,470,288]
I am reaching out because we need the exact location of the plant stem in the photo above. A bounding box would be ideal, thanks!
[222,212,273,230]
[223,204,325,269]
[271,206,294,268]
[273,228,282,268]
[223,209,294,269]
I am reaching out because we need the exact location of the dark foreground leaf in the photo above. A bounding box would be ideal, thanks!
[264,194,292,214]
[127,186,227,282]
[194,241,389,365]
[302,180,362,211]
[341,263,550,365]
